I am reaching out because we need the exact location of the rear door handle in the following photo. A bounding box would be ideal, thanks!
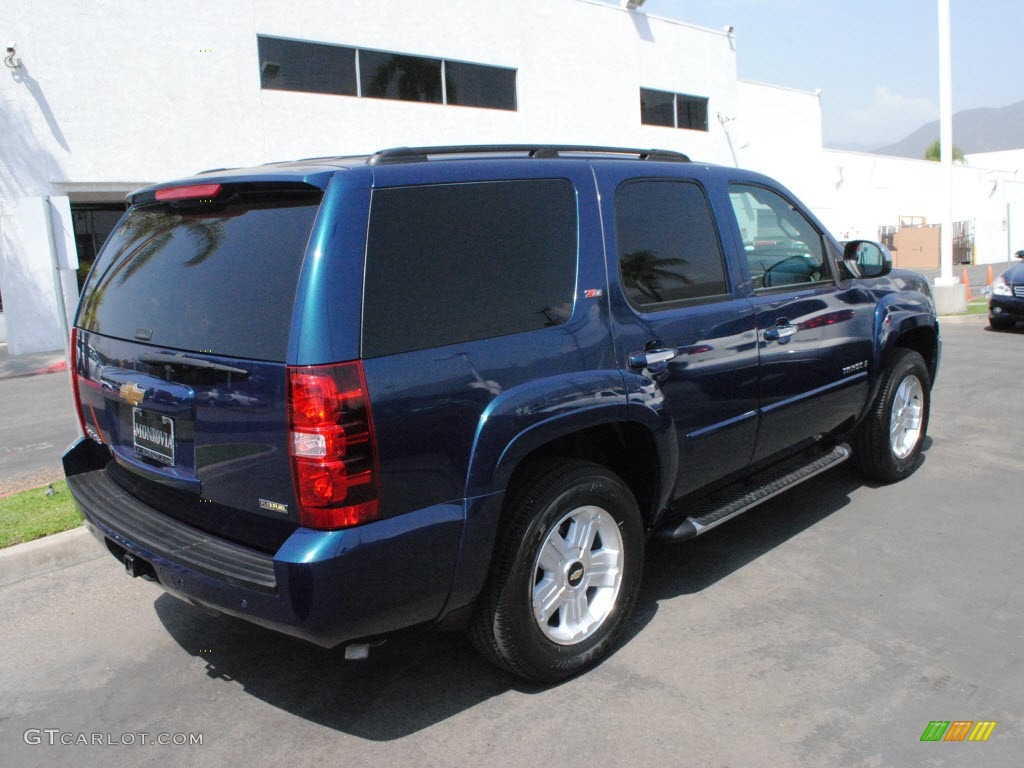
[628,347,679,369]
[763,320,798,342]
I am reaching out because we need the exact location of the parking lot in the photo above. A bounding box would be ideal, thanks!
[1,315,1021,767]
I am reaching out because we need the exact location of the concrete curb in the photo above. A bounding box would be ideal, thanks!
[0,362,68,382]
[0,527,105,587]
[937,313,989,323]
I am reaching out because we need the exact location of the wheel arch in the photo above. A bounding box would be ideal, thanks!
[446,392,675,625]
[892,323,939,386]
[498,418,670,530]
[873,300,939,388]
[464,372,677,525]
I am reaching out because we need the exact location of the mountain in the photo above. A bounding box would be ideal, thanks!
[873,100,1024,159]
[827,140,880,153]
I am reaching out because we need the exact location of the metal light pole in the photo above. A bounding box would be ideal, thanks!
[935,0,956,287]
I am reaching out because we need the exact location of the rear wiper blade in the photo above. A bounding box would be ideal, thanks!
[139,352,250,376]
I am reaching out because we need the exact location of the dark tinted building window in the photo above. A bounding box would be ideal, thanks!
[615,180,728,309]
[445,61,517,110]
[640,88,675,127]
[640,88,709,132]
[677,94,709,131]
[360,50,443,103]
[258,36,357,96]
[363,180,577,357]
[71,203,127,291]
[257,36,517,112]
[78,189,322,361]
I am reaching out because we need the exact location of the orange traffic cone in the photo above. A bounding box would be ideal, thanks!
[987,265,994,286]
[961,267,971,300]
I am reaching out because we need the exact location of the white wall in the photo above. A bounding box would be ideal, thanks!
[0,198,77,355]
[251,0,738,161]
[965,150,1024,262]
[0,0,741,353]
[736,80,1024,264]
[2,0,1023,354]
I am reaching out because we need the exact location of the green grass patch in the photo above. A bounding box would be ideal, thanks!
[967,298,990,315]
[0,480,82,549]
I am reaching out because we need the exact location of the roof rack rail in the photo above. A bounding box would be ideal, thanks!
[367,145,690,165]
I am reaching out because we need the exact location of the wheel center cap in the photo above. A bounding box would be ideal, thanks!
[567,561,585,587]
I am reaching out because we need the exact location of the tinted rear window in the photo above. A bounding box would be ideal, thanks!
[362,180,577,357]
[77,188,321,361]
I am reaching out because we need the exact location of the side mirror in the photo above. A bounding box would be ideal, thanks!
[843,240,892,279]
[1015,249,1024,260]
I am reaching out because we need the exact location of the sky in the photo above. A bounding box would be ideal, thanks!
[609,0,1024,148]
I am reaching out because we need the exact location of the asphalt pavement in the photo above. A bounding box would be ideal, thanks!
[0,346,77,496]
[1,315,1022,767]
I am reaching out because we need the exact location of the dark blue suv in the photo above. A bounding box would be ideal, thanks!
[64,145,939,682]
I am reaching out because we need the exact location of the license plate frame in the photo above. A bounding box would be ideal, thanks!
[132,407,176,466]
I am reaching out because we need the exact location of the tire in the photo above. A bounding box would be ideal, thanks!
[990,316,1015,331]
[854,349,930,483]
[468,459,644,683]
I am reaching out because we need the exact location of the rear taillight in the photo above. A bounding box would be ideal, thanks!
[70,328,104,443]
[70,328,88,438]
[288,362,380,529]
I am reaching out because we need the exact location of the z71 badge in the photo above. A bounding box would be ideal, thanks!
[842,360,868,376]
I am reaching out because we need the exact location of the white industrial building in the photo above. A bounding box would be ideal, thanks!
[2,0,1022,354]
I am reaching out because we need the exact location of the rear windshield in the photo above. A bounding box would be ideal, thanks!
[77,188,321,361]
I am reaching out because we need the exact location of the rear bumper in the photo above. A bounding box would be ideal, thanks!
[64,439,465,647]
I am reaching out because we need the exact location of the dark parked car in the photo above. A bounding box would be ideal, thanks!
[63,145,939,682]
[990,250,1024,330]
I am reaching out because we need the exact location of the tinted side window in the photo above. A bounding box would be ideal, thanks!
[615,180,729,309]
[728,184,830,290]
[363,180,577,357]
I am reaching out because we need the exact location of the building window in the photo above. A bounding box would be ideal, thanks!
[258,36,357,96]
[360,51,443,104]
[71,203,127,292]
[640,88,709,132]
[444,61,517,110]
[257,36,516,111]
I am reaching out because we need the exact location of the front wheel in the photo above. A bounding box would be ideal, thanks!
[990,315,1015,331]
[855,349,930,483]
[468,459,644,683]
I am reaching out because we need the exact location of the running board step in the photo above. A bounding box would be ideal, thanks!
[655,444,852,543]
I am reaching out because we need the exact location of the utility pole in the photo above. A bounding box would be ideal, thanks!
[935,0,955,287]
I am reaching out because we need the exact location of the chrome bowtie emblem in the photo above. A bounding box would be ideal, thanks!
[120,382,146,407]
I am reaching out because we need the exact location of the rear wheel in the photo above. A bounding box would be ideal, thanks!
[468,459,644,683]
[855,349,930,483]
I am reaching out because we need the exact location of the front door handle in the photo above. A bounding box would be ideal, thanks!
[763,320,798,342]
[628,347,679,369]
